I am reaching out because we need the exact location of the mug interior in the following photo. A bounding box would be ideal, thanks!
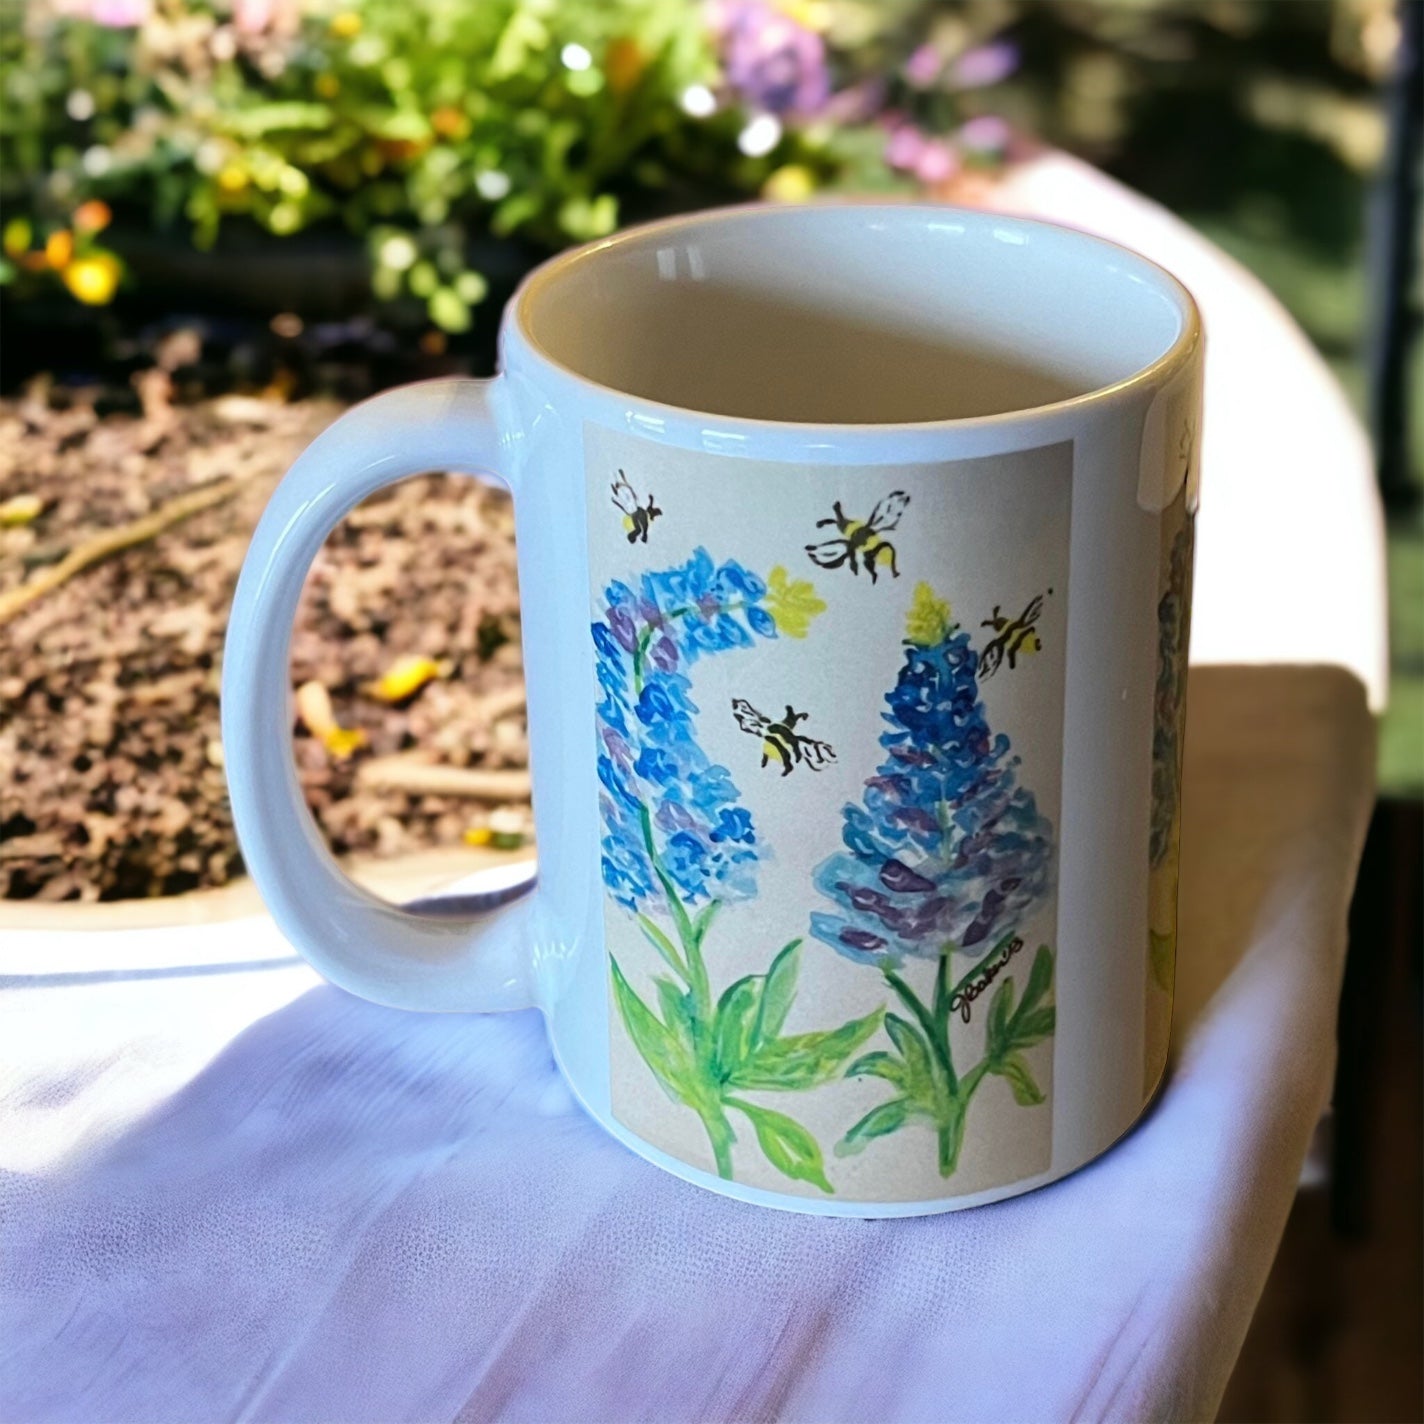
[517,204,1191,425]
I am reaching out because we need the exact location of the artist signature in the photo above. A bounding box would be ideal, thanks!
[948,935,1025,1024]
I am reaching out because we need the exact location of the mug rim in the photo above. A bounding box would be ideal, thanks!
[507,200,1202,436]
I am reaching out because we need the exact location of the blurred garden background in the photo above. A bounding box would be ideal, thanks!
[0,0,1419,906]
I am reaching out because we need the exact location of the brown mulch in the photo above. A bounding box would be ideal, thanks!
[0,377,527,902]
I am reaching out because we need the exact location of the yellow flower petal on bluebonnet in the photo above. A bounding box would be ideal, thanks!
[365,653,448,702]
[905,581,952,646]
[764,565,826,638]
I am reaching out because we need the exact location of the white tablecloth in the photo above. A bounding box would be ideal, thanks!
[0,159,1382,1423]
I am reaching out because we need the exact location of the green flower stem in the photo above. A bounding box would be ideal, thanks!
[884,967,957,1095]
[945,932,1020,1009]
[636,804,712,1022]
[632,627,654,696]
[932,949,952,1038]
[629,598,749,695]
[696,1100,737,1180]
[887,959,1010,1178]
[634,797,732,1170]
[937,1061,989,1175]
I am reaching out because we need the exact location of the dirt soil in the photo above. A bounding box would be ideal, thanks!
[0,377,527,901]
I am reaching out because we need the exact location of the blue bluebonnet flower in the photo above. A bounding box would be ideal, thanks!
[593,548,779,913]
[811,606,1055,966]
[1150,525,1193,868]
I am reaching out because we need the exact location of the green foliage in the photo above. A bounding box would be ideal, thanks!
[613,934,883,1191]
[724,1098,833,1193]
[839,942,1056,1177]
[0,0,910,319]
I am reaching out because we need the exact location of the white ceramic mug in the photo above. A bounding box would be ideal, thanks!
[223,203,1201,1217]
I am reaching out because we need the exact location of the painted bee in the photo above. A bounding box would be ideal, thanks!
[805,490,910,583]
[979,590,1051,679]
[731,699,836,777]
[611,470,662,544]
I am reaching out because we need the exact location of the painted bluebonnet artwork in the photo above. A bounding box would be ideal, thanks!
[1151,524,1192,871]
[1148,519,1194,991]
[811,583,1058,1177]
[595,548,880,1192]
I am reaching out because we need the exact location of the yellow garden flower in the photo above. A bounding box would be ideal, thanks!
[61,252,121,305]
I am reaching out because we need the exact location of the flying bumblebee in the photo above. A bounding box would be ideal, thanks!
[611,470,662,544]
[979,590,1050,678]
[805,490,910,583]
[731,699,835,777]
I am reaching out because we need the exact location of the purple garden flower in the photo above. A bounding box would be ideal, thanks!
[951,42,1019,90]
[713,0,831,118]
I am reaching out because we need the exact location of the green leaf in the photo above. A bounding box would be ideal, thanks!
[992,1051,1046,1106]
[883,1012,936,1097]
[728,1008,882,1092]
[726,1099,833,1193]
[1014,946,1054,1020]
[986,975,1015,1052]
[428,286,471,333]
[610,958,693,1102]
[753,939,801,1046]
[764,565,827,639]
[835,1097,914,1157]
[636,914,686,978]
[691,899,720,951]
[1009,1007,1055,1049]
[653,864,696,956]
[653,976,697,1048]
[219,102,333,137]
[713,976,762,1078]
[845,1051,908,1089]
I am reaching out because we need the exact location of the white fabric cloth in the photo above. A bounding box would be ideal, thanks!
[0,161,1382,1424]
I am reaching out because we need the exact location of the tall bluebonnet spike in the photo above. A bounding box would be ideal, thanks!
[592,548,778,914]
[811,621,1054,966]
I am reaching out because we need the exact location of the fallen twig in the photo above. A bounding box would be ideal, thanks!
[0,477,242,627]
[473,684,526,724]
[354,755,531,801]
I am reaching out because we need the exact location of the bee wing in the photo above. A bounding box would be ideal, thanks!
[805,539,850,569]
[610,480,638,514]
[731,698,771,735]
[866,490,910,533]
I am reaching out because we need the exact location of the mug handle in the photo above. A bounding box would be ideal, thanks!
[222,378,538,1013]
